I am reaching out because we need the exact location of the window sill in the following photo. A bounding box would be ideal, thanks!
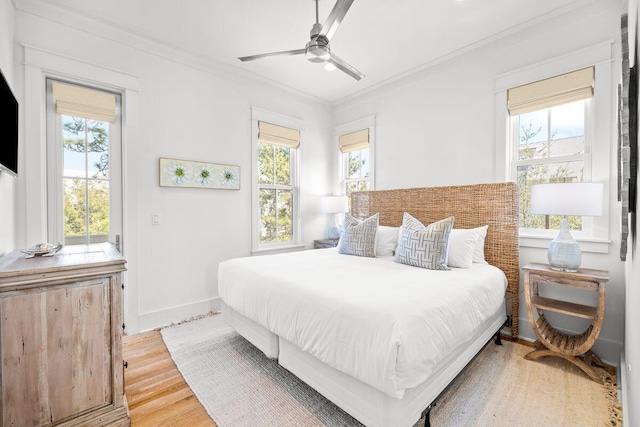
[251,244,306,256]
[519,234,610,254]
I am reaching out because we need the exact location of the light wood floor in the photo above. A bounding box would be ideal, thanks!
[123,330,216,426]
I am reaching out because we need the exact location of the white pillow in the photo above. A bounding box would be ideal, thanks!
[376,226,399,257]
[447,228,479,268]
[472,225,489,264]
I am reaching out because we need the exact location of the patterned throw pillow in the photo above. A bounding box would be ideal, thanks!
[395,213,454,270]
[338,213,379,257]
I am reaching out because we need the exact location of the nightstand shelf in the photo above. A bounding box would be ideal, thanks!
[529,296,597,319]
[523,262,608,384]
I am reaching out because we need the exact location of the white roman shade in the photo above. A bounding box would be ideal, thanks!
[507,67,594,115]
[339,128,369,153]
[258,121,300,148]
[52,81,116,123]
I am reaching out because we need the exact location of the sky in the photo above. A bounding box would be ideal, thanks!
[519,99,586,144]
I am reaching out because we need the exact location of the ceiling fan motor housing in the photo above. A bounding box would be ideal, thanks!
[310,22,323,39]
[305,35,330,63]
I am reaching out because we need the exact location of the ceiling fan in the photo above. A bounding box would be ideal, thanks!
[238,0,365,81]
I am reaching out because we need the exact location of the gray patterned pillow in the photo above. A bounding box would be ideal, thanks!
[337,213,379,257]
[395,213,454,270]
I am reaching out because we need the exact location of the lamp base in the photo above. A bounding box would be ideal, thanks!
[327,226,340,240]
[547,217,581,272]
[327,214,341,240]
[548,265,579,273]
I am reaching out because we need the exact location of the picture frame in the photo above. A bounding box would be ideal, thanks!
[159,157,240,190]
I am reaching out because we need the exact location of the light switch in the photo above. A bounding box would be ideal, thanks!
[152,214,161,225]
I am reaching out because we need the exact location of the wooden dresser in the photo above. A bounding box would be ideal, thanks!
[0,243,130,426]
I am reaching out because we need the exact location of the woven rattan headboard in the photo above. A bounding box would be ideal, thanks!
[351,182,520,338]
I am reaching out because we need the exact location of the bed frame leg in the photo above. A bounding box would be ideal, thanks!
[421,404,433,427]
[495,329,502,346]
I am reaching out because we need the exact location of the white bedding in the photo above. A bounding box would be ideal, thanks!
[218,248,507,399]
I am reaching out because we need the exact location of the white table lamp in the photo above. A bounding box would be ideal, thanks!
[320,196,348,239]
[530,182,603,272]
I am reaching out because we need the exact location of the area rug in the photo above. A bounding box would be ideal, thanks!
[160,313,622,427]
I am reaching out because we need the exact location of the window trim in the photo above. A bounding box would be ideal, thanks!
[251,107,304,254]
[494,41,613,253]
[335,115,376,198]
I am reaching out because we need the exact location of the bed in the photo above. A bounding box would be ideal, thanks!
[218,182,520,427]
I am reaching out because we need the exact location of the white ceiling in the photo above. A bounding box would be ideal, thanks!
[34,0,589,104]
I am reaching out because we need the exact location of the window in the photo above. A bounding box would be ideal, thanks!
[60,115,111,243]
[257,138,295,244]
[512,99,590,231]
[336,116,375,206]
[251,109,303,252]
[341,129,371,199]
[507,67,596,235]
[46,79,123,247]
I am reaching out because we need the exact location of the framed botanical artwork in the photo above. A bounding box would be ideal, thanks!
[159,157,240,190]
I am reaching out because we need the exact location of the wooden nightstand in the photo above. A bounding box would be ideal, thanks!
[523,262,608,383]
[314,238,339,249]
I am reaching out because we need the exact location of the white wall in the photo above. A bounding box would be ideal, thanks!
[13,5,333,333]
[333,0,626,364]
[625,200,639,423]
[625,226,639,424]
[0,0,16,256]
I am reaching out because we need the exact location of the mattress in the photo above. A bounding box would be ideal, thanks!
[218,248,507,399]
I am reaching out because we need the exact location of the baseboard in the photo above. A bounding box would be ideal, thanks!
[137,297,221,333]
[620,352,629,426]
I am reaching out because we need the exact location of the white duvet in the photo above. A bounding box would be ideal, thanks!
[218,248,507,399]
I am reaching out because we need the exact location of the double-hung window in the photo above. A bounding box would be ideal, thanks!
[508,67,595,236]
[341,129,371,198]
[336,116,375,206]
[252,114,302,251]
[496,43,612,251]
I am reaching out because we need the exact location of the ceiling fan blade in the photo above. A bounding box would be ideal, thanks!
[328,53,364,81]
[239,49,306,62]
[318,0,354,41]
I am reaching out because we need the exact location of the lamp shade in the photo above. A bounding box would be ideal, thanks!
[320,196,348,214]
[530,183,603,217]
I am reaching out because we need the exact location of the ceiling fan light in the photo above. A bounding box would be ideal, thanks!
[325,63,337,71]
[305,38,330,63]
[305,46,330,63]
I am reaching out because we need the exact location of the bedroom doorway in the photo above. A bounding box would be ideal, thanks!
[45,79,123,252]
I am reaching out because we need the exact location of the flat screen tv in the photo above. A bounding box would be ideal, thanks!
[0,68,18,177]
